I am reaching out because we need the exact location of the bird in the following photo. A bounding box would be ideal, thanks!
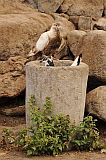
[27,23,61,58]
[41,55,54,67]
[71,54,82,66]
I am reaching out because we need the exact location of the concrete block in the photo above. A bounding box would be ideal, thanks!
[26,60,89,125]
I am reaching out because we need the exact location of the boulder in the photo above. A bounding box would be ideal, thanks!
[60,0,104,18]
[0,0,36,14]
[69,16,96,30]
[93,17,106,31]
[59,0,104,29]
[0,105,25,116]
[69,16,79,29]
[0,12,54,61]
[37,0,64,13]
[0,10,55,98]
[27,0,37,9]
[67,30,86,57]
[78,16,92,30]
[104,0,106,16]
[79,30,106,82]
[0,56,26,97]
[86,86,106,122]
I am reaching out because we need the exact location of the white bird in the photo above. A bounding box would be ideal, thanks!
[71,54,82,66]
[27,23,60,58]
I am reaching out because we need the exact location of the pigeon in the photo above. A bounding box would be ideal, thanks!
[71,54,82,66]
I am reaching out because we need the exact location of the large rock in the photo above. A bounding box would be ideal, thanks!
[67,30,86,57]
[0,12,54,61]
[0,56,26,97]
[79,30,106,82]
[60,0,104,18]
[93,17,106,31]
[59,0,104,30]
[0,0,35,14]
[37,0,64,13]
[0,1,55,99]
[86,86,106,122]
[69,16,95,30]
[78,16,92,30]
[26,60,89,125]
[0,105,25,116]
[104,0,106,16]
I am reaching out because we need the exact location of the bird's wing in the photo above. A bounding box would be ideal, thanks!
[36,32,50,51]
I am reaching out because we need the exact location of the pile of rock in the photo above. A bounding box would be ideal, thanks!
[0,0,106,121]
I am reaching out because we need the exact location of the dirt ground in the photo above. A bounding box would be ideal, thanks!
[0,114,106,160]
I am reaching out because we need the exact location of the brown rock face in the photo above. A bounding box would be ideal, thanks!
[104,0,106,16]
[37,0,64,13]
[86,86,106,122]
[78,16,92,30]
[0,0,35,14]
[0,11,54,98]
[60,0,104,18]
[0,12,54,61]
[93,17,106,31]
[0,2,55,99]
[0,105,25,116]
[59,0,104,30]
[67,30,86,57]
[0,56,26,97]
[79,30,106,82]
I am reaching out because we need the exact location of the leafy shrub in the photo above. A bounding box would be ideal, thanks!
[70,116,102,151]
[17,96,71,156]
[1,96,102,156]
[2,128,15,146]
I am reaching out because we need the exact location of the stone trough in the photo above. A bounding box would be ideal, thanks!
[26,60,89,125]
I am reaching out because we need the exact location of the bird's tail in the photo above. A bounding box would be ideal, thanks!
[71,54,82,66]
[27,47,38,58]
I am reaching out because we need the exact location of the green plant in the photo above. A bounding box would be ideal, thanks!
[1,128,15,148]
[22,96,71,156]
[1,96,102,156]
[70,116,102,151]
[16,129,27,148]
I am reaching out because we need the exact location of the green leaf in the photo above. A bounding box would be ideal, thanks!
[27,150,33,156]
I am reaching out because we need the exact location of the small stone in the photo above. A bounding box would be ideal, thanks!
[101,149,106,153]
[0,105,25,116]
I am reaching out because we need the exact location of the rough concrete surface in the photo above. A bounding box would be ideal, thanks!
[26,60,89,125]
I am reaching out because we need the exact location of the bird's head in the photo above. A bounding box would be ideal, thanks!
[51,22,61,32]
